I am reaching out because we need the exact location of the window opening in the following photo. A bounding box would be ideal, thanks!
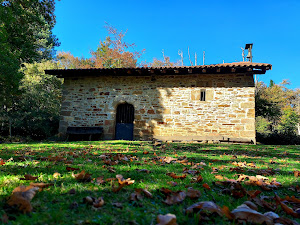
[200,89,206,101]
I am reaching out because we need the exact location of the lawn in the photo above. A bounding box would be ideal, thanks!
[0,141,299,224]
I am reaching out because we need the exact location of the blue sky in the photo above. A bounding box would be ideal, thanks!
[53,0,300,89]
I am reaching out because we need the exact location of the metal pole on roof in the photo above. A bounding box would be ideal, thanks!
[195,52,197,66]
[203,51,205,65]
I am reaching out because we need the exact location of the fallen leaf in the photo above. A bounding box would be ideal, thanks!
[93,197,104,208]
[7,185,40,213]
[113,174,135,192]
[231,204,273,225]
[163,157,177,164]
[191,174,203,183]
[186,187,201,199]
[20,174,38,181]
[29,183,54,190]
[66,166,80,171]
[275,194,300,218]
[202,183,211,190]
[93,176,105,185]
[161,189,186,205]
[215,175,226,180]
[73,170,92,182]
[156,213,177,225]
[0,158,5,166]
[185,201,224,216]
[166,172,187,179]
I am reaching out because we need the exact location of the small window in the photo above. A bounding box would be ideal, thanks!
[200,89,206,101]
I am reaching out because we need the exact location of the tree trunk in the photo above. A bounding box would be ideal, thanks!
[9,118,12,137]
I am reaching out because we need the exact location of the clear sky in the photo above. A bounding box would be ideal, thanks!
[53,0,300,89]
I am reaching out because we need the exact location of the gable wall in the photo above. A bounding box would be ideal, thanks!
[59,74,255,142]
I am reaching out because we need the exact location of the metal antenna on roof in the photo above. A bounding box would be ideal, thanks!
[203,51,205,65]
[162,49,166,63]
[178,50,183,66]
[188,47,193,66]
[241,47,245,62]
[195,52,197,66]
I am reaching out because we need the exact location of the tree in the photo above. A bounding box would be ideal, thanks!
[0,0,59,106]
[91,23,144,68]
[0,60,63,139]
[255,80,300,135]
[277,106,299,135]
[57,51,94,69]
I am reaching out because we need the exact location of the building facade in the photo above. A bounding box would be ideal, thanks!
[46,62,271,143]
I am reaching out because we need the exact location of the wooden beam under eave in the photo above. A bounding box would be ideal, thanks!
[202,69,206,73]
[188,68,193,73]
[216,68,221,73]
[231,68,236,72]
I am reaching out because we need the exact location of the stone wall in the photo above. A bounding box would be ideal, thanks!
[59,73,256,143]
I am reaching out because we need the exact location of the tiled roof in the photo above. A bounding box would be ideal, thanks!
[45,62,272,78]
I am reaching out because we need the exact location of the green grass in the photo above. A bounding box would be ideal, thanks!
[0,141,299,224]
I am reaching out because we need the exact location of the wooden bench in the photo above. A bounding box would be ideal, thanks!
[66,127,103,141]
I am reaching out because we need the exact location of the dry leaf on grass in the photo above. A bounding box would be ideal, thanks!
[92,197,105,209]
[72,170,92,182]
[215,175,226,180]
[202,183,211,190]
[0,159,6,166]
[66,166,80,171]
[7,185,40,213]
[166,172,187,179]
[275,194,300,218]
[112,174,135,192]
[83,196,104,209]
[92,176,106,185]
[185,201,224,217]
[20,174,38,181]
[129,188,153,202]
[29,183,54,190]
[160,188,186,205]
[231,203,273,225]
[163,191,186,205]
[156,213,177,225]
[163,157,177,164]
[191,174,203,183]
[186,187,201,199]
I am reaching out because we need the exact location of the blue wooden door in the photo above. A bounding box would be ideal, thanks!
[115,103,134,140]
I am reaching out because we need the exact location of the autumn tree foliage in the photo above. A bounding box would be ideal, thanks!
[255,80,300,143]
[58,24,145,69]
[91,23,144,68]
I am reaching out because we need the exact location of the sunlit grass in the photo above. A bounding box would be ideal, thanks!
[0,141,299,224]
